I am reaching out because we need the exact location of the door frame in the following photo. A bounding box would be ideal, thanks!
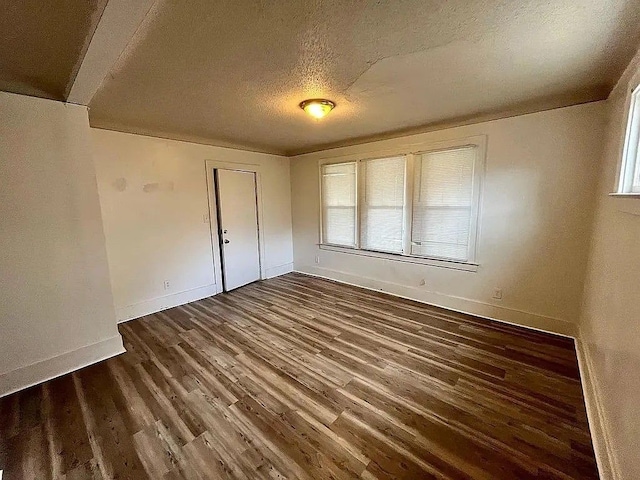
[205,160,266,294]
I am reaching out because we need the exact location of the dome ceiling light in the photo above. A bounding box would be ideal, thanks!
[299,99,335,119]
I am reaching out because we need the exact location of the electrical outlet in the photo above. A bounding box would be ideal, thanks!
[492,288,503,300]
[163,280,170,290]
[315,255,320,264]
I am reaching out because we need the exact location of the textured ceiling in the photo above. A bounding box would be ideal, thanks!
[0,0,108,101]
[88,0,640,155]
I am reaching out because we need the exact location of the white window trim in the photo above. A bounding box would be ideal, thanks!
[318,135,486,270]
[617,84,640,195]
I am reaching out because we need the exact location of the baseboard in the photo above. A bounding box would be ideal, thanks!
[575,335,620,480]
[295,266,577,337]
[265,262,294,279]
[0,335,125,398]
[116,284,217,323]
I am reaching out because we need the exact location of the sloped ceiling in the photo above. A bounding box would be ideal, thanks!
[0,0,108,101]
[12,0,638,154]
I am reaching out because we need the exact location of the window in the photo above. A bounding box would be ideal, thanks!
[360,156,405,253]
[319,138,484,265]
[412,147,476,261]
[321,162,357,247]
[618,85,640,194]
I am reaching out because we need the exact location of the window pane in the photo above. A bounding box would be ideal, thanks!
[360,156,405,253]
[412,147,476,261]
[622,87,640,193]
[633,146,640,193]
[321,163,356,246]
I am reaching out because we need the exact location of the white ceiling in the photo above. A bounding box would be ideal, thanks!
[87,0,640,155]
[0,0,107,101]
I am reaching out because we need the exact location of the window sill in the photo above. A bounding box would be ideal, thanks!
[609,193,640,198]
[609,193,640,216]
[318,244,479,272]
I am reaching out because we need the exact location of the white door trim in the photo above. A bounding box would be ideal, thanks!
[205,160,267,293]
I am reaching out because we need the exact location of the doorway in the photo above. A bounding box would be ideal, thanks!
[209,167,262,292]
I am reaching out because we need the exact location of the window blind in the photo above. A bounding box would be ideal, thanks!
[321,162,357,247]
[360,156,405,253]
[411,146,476,261]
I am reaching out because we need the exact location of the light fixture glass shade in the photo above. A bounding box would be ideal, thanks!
[299,99,335,119]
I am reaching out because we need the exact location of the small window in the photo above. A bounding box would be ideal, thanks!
[319,138,483,265]
[320,162,357,247]
[412,147,477,262]
[360,156,406,254]
[618,85,640,194]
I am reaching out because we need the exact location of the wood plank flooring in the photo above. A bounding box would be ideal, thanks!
[0,273,599,479]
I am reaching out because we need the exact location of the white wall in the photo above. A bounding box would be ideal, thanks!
[0,92,122,397]
[91,129,293,322]
[291,102,606,335]
[579,48,640,480]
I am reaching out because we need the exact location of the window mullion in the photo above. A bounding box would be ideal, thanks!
[403,154,415,256]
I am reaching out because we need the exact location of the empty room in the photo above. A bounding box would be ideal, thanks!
[1,1,639,479]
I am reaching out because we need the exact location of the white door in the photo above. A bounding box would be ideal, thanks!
[216,169,261,291]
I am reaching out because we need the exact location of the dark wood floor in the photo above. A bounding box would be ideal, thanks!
[0,273,599,479]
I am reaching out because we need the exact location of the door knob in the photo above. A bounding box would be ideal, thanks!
[224,239,230,244]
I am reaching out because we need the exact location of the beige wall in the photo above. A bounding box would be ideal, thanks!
[291,102,605,335]
[579,48,640,480]
[92,129,293,322]
[0,92,122,397]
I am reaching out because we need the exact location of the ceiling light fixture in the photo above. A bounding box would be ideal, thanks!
[299,99,335,119]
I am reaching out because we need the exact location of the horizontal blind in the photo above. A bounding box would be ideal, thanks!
[412,146,476,261]
[321,162,357,247]
[360,156,405,253]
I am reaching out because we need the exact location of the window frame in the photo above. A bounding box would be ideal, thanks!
[318,135,486,269]
[617,84,640,195]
